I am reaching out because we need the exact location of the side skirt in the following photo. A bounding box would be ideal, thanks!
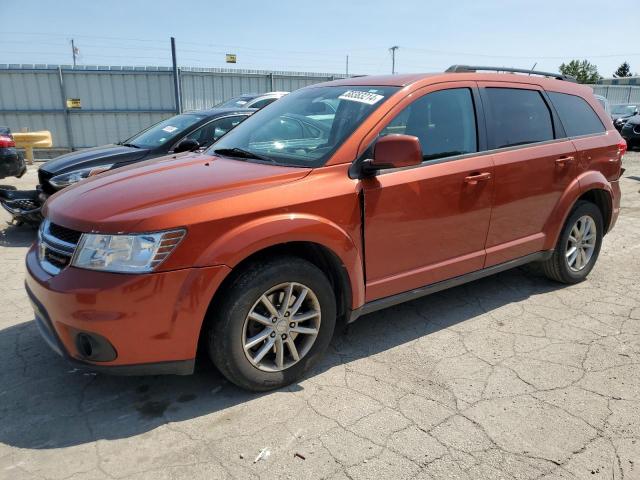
[348,250,553,323]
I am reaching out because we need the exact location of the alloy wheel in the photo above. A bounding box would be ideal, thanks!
[566,215,597,272]
[242,282,321,372]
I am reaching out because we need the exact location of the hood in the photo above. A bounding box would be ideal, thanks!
[40,145,150,175]
[44,153,311,232]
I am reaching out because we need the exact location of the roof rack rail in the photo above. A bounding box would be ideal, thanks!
[445,65,577,82]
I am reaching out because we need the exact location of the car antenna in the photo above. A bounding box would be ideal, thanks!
[529,63,537,76]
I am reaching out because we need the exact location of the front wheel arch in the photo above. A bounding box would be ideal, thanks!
[196,241,353,362]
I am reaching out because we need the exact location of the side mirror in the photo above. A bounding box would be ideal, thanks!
[174,138,200,153]
[364,134,422,174]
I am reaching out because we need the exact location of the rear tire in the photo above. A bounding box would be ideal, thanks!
[542,200,603,284]
[207,256,336,391]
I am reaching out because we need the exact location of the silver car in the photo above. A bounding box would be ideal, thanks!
[216,91,288,109]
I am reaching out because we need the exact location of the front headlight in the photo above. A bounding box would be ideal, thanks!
[49,164,113,188]
[72,229,185,273]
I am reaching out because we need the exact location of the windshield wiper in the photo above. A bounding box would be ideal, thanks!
[213,147,274,163]
[121,143,141,149]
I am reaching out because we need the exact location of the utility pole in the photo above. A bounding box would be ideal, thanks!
[389,46,399,74]
[71,39,78,67]
[170,37,182,114]
[346,54,349,77]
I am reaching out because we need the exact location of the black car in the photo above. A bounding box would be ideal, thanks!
[0,126,27,180]
[611,103,640,131]
[621,114,640,148]
[0,108,254,224]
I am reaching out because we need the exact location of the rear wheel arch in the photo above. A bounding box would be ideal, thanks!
[544,173,613,250]
[578,188,612,234]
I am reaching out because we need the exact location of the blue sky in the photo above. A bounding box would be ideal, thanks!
[2,0,636,78]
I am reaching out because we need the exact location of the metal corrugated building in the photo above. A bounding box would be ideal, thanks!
[0,64,345,149]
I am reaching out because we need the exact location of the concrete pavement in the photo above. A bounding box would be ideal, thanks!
[1,153,639,479]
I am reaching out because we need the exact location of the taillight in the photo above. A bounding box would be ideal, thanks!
[0,135,15,148]
[618,139,627,160]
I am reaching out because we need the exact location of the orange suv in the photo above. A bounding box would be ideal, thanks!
[26,66,625,391]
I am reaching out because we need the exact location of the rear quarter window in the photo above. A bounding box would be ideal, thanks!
[547,92,606,137]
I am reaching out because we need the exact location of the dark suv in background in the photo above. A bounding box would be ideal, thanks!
[621,114,640,148]
[612,103,640,131]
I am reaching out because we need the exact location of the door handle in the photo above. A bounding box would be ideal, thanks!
[555,156,575,166]
[464,172,491,185]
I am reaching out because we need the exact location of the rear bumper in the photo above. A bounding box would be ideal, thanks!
[609,179,621,232]
[25,246,231,375]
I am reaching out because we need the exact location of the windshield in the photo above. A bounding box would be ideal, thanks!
[217,95,258,108]
[124,114,205,149]
[611,104,638,115]
[210,85,399,167]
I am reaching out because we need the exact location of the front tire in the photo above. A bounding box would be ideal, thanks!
[207,256,336,391]
[542,200,603,284]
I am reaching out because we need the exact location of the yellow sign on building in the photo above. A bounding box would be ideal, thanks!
[66,98,81,109]
[225,54,237,64]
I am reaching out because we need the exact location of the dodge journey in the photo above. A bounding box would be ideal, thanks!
[26,66,625,391]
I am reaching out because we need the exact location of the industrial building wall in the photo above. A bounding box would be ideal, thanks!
[0,64,344,149]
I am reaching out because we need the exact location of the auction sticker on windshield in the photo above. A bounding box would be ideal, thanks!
[338,90,384,105]
[162,126,178,133]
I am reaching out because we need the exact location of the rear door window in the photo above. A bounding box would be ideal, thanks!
[484,88,554,149]
[380,88,478,161]
[250,97,277,109]
[547,92,606,137]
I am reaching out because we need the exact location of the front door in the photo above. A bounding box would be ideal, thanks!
[362,84,495,301]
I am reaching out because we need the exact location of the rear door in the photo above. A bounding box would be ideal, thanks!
[478,83,578,267]
[362,83,495,301]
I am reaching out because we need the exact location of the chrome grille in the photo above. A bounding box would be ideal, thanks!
[38,220,81,275]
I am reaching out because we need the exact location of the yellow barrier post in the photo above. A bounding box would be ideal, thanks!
[13,131,53,165]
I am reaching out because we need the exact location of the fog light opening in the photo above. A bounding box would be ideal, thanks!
[76,334,94,358]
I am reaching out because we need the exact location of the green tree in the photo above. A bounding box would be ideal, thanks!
[558,60,601,84]
[614,61,633,78]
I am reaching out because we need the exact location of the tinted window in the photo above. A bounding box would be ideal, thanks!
[250,98,276,109]
[125,114,205,149]
[485,88,554,148]
[380,88,478,161]
[184,115,247,148]
[611,104,639,116]
[216,95,259,108]
[548,92,606,137]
